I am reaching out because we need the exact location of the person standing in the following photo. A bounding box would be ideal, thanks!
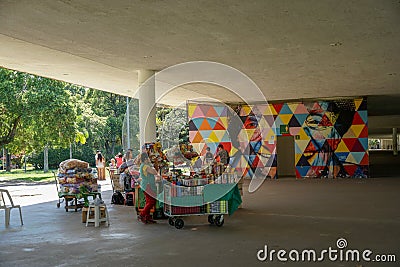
[215,144,229,165]
[204,147,214,165]
[133,145,147,166]
[96,151,106,180]
[123,148,133,163]
[137,152,160,224]
[115,152,123,168]
[109,158,117,177]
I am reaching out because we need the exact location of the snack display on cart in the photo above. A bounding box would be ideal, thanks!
[57,159,98,194]
[127,142,242,224]
[55,159,101,211]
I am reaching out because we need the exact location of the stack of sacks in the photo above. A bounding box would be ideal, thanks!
[57,159,98,194]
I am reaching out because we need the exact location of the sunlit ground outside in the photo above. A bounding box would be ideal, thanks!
[0,169,112,207]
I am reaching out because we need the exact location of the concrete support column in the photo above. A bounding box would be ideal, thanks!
[138,70,156,149]
[393,128,398,156]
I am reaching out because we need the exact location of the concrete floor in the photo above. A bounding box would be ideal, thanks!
[1,177,399,267]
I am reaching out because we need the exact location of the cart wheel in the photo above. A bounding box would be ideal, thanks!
[208,215,214,224]
[214,215,224,227]
[174,218,184,229]
[168,217,175,226]
[57,202,60,208]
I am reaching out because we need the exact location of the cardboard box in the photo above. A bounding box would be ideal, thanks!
[82,206,106,223]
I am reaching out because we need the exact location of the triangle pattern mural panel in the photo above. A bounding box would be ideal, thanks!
[187,98,368,179]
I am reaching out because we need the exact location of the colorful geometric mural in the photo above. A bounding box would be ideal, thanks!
[187,98,368,179]
[295,99,368,178]
[228,104,277,179]
[187,103,231,156]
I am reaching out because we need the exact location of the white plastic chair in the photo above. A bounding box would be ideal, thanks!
[0,189,23,227]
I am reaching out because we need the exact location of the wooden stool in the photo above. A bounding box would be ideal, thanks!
[85,203,110,227]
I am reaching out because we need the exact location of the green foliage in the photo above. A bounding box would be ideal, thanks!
[156,107,189,148]
[0,68,78,153]
[84,89,128,159]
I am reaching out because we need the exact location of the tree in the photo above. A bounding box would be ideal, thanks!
[85,89,127,159]
[0,68,78,170]
[156,107,189,149]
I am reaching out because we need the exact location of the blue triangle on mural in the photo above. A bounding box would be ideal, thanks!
[336,152,350,162]
[358,110,368,124]
[243,153,256,164]
[313,139,325,150]
[279,104,292,114]
[207,118,218,129]
[214,106,225,117]
[359,138,368,150]
[351,152,365,163]
[192,118,203,130]
[294,114,309,126]
[250,141,261,152]
[199,130,212,139]
[296,166,310,177]
[248,154,256,164]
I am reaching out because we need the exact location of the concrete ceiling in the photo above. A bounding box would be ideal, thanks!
[0,0,399,135]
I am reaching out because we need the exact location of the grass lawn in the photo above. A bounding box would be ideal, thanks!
[0,169,56,183]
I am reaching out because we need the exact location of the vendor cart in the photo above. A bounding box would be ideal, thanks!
[54,171,102,211]
[163,181,241,229]
[54,159,102,212]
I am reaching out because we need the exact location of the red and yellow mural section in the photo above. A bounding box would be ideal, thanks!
[187,98,368,178]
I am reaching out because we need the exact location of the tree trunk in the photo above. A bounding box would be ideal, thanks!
[2,148,5,171]
[105,140,111,157]
[24,155,27,173]
[70,143,73,159]
[5,149,11,172]
[111,140,116,156]
[0,116,21,148]
[44,145,49,172]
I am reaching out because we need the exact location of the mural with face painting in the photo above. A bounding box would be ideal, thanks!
[187,98,368,179]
